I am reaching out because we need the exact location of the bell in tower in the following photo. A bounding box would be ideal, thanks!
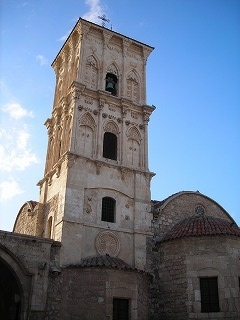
[12,17,156,320]
[105,73,117,95]
[36,18,155,271]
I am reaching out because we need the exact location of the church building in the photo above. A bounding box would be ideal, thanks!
[0,18,239,320]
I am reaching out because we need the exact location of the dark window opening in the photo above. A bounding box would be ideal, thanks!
[105,73,118,96]
[103,132,117,160]
[200,277,220,313]
[101,197,115,223]
[113,298,129,320]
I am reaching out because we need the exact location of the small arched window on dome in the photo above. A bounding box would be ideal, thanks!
[105,73,118,96]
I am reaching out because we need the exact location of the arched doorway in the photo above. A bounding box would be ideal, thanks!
[0,257,22,319]
[0,245,32,320]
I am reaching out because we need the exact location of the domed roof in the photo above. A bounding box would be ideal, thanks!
[159,215,240,243]
[66,254,139,271]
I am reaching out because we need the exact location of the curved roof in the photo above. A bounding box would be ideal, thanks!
[13,200,39,232]
[153,191,226,212]
[152,191,236,224]
[66,254,142,272]
[159,215,240,243]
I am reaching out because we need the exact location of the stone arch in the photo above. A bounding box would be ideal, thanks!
[79,112,96,130]
[76,112,96,157]
[105,63,119,96]
[84,55,99,90]
[0,244,32,320]
[103,120,119,135]
[126,126,141,143]
[126,70,140,103]
[106,63,119,77]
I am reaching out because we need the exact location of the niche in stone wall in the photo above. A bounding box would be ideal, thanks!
[76,112,96,157]
[126,70,140,103]
[84,55,98,90]
[126,126,141,167]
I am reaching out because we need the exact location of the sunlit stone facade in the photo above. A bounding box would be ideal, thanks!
[1,19,239,320]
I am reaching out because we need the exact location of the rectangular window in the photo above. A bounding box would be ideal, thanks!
[200,277,220,313]
[103,132,117,160]
[113,298,129,320]
[101,197,115,223]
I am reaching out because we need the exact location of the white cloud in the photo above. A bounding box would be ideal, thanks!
[0,125,39,172]
[36,54,48,65]
[58,1,107,42]
[57,30,71,42]
[2,102,33,120]
[82,0,106,24]
[0,178,23,202]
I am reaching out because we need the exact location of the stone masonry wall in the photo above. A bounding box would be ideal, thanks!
[44,267,150,320]
[151,239,188,320]
[185,235,240,320]
[0,231,61,319]
[148,235,240,320]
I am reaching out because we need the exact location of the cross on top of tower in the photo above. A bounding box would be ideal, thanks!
[98,14,110,27]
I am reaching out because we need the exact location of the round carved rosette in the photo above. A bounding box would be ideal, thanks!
[95,231,120,257]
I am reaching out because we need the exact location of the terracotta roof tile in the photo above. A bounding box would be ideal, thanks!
[159,215,240,243]
[66,254,139,271]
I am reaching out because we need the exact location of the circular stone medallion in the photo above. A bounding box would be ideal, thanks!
[95,231,120,257]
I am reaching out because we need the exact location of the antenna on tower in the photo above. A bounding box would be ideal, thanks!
[98,14,110,27]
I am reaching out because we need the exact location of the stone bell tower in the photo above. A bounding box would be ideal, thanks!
[37,18,155,270]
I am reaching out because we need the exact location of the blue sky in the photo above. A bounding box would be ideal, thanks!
[0,0,239,231]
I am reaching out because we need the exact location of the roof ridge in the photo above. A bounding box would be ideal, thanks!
[158,215,240,243]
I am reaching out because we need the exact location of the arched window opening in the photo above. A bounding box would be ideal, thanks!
[103,132,117,160]
[101,197,116,223]
[105,73,118,96]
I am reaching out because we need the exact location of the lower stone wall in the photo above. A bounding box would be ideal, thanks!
[44,267,150,320]
[154,240,188,320]
[0,231,61,320]
[149,235,240,320]
[185,236,240,320]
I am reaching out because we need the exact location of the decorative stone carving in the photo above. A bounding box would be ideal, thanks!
[107,63,118,76]
[79,112,95,131]
[56,165,61,178]
[127,126,141,143]
[99,98,105,110]
[120,167,130,180]
[103,121,119,135]
[95,231,120,256]
[195,204,205,216]
[84,55,98,90]
[65,152,77,168]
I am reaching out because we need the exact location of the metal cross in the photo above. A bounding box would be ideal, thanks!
[98,14,110,27]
